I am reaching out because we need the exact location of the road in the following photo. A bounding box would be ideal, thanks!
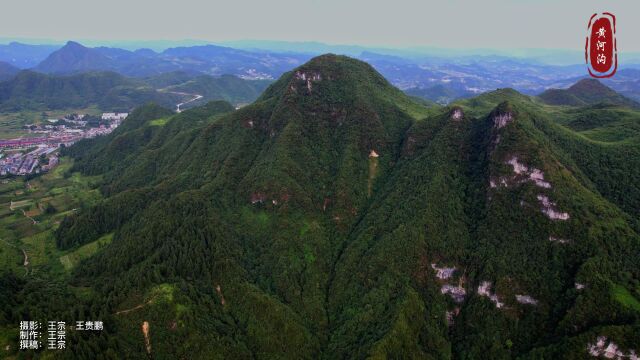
[160,90,204,113]
[175,93,204,113]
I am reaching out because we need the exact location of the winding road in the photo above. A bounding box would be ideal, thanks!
[114,296,158,315]
[175,93,204,113]
[159,89,204,113]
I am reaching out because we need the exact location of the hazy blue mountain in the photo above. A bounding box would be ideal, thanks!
[34,41,115,74]
[405,84,473,104]
[17,40,640,102]
[0,41,60,68]
[0,61,20,81]
[30,41,311,79]
[159,44,311,79]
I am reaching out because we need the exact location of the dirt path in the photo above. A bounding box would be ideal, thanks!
[113,296,157,315]
[21,248,28,267]
[21,209,37,225]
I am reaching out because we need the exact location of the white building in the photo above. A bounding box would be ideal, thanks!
[101,113,128,121]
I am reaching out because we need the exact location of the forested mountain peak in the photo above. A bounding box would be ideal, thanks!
[261,54,406,101]
[539,78,639,108]
[9,55,639,359]
[569,78,616,96]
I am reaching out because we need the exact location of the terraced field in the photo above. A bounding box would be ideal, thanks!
[0,157,105,275]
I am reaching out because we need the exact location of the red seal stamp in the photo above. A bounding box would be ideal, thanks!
[585,12,617,78]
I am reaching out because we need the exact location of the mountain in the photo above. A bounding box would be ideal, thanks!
[0,60,19,81]
[539,78,640,108]
[0,70,181,111]
[23,40,626,96]
[29,41,312,79]
[5,55,640,358]
[405,83,473,104]
[163,74,272,107]
[0,41,59,68]
[142,70,199,88]
[0,69,271,111]
[159,44,311,79]
[601,69,640,102]
[542,70,640,103]
[34,41,115,74]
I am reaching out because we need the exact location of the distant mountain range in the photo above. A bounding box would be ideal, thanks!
[0,41,59,68]
[33,41,311,79]
[1,40,640,107]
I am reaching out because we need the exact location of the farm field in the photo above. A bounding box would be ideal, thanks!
[0,157,103,277]
[0,157,105,352]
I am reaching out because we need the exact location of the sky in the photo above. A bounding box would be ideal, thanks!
[1,0,639,52]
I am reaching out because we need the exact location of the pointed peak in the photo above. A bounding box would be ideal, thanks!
[540,77,639,108]
[64,40,86,49]
[569,78,608,91]
[567,78,619,99]
[260,54,403,103]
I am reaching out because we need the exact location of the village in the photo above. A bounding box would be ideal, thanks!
[0,112,127,176]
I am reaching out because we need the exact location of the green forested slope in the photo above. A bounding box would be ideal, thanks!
[2,55,639,359]
[0,70,181,111]
[164,74,272,107]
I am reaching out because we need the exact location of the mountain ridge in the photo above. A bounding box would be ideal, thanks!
[539,78,640,108]
[6,54,640,359]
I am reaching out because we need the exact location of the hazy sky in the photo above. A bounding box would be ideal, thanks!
[2,0,639,51]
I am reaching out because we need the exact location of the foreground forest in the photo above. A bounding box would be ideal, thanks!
[1,55,639,359]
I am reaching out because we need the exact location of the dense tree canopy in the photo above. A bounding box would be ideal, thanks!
[3,55,640,359]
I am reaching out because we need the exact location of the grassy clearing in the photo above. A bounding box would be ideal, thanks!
[612,284,640,312]
[59,233,113,271]
[149,117,169,126]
